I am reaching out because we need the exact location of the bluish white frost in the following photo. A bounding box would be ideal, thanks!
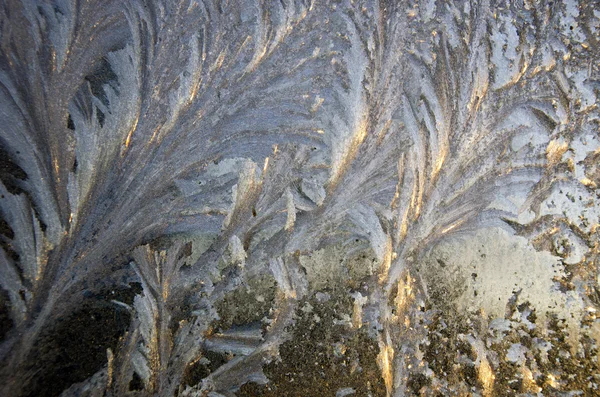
[506,343,528,364]
[336,386,357,397]
[0,0,599,396]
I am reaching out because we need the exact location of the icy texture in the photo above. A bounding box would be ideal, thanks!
[0,0,599,396]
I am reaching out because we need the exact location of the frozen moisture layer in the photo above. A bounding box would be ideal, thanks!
[0,0,598,396]
[423,227,586,346]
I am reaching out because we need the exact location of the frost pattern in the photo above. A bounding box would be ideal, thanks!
[0,0,599,396]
